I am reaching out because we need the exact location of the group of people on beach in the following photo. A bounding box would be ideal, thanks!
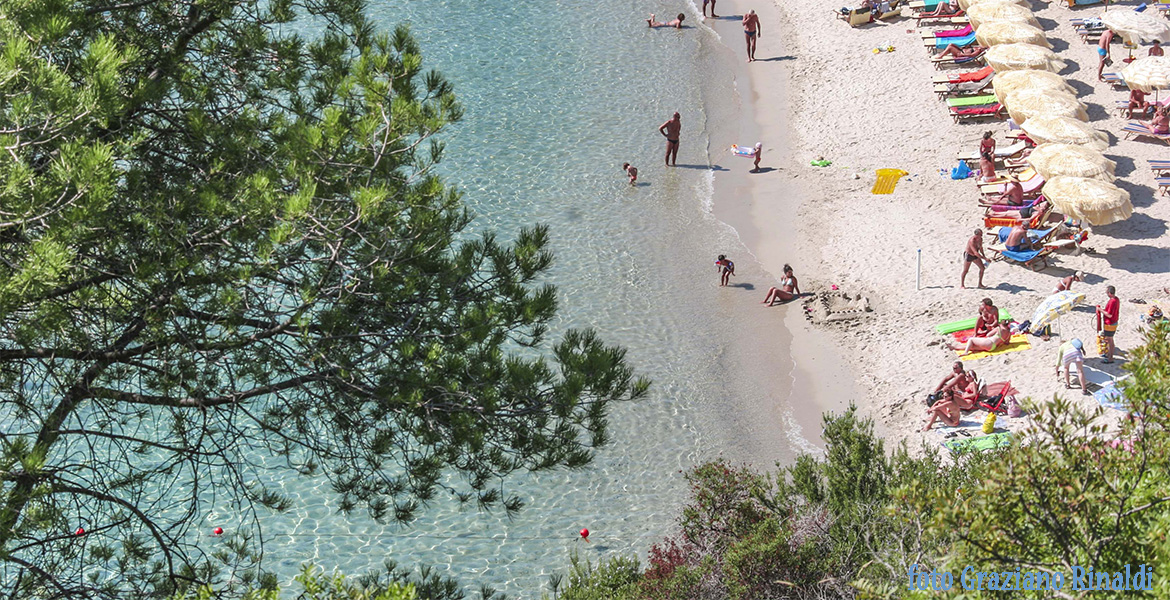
[714,255,801,305]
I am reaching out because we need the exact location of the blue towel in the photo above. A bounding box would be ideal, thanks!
[936,32,977,49]
[1094,383,1128,411]
[1000,248,1043,262]
[996,226,1053,243]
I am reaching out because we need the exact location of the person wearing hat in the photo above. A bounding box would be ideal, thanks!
[1053,271,1085,294]
[994,173,1024,207]
[1056,338,1088,395]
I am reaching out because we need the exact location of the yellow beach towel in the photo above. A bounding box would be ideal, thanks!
[958,334,1032,361]
[871,168,909,195]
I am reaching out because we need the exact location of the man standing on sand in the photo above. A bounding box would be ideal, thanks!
[960,228,989,289]
[743,10,761,62]
[702,0,717,18]
[1098,29,1114,81]
[659,112,681,167]
[1097,285,1120,363]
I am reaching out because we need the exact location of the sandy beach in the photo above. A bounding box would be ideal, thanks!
[701,0,1167,450]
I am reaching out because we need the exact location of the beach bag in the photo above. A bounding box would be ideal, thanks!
[951,160,971,180]
[1007,396,1024,418]
[982,412,997,434]
[980,392,1007,413]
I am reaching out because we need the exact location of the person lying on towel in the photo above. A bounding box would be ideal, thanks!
[985,198,1048,220]
[951,321,1012,357]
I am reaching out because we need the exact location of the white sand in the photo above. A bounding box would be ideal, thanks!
[705,0,1167,449]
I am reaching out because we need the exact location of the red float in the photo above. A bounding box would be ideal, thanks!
[579,528,590,542]
[75,527,85,536]
[213,527,223,536]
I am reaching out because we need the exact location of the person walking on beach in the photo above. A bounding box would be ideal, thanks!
[742,10,761,62]
[659,112,681,167]
[750,142,762,172]
[702,0,718,18]
[1098,29,1114,81]
[715,254,735,286]
[621,163,638,184]
[960,229,989,289]
[1097,285,1120,363]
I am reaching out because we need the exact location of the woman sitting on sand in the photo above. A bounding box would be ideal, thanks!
[762,264,801,305]
[923,396,961,431]
[647,13,685,28]
[952,321,1012,356]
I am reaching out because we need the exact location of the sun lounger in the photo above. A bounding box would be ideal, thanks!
[1123,121,1170,145]
[934,75,993,98]
[1157,176,1170,196]
[1149,159,1170,175]
[909,0,944,11]
[916,13,968,24]
[984,203,1052,230]
[874,0,904,20]
[1063,0,1104,7]
[930,49,987,69]
[1070,18,1106,42]
[932,65,994,84]
[1101,72,1128,89]
[922,24,972,39]
[950,103,1002,122]
[980,175,1045,201]
[835,6,873,26]
[956,140,1026,162]
[946,94,997,108]
[987,226,1059,270]
[925,32,978,50]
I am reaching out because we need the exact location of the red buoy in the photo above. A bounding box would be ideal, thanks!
[213,527,223,536]
[579,528,590,542]
[75,527,85,536]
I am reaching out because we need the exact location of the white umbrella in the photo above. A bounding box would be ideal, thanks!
[1101,9,1170,46]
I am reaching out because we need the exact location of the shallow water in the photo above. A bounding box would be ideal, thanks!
[207,0,813,596]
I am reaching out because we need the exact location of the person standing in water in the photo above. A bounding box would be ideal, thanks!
[621,163,638,184]
[742,10,761,62]
[659,112,681,167]
[702,0,718,18]
[715,255,735,286]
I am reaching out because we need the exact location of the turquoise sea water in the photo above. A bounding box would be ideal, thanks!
[213,1,812,596]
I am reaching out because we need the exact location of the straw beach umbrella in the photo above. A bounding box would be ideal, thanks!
[957,0,1029,11]
[966,2,1040,29]
[1121,56,1170,94]
[1043,176,1134,226]
[1026,144,1116,181]
[986,43,1067,73]
[1020,115,1109,151]
[975,22,1051,48]
[1003,89,1088,123]
[1101,9,1170,47]
[992,69,1075,103]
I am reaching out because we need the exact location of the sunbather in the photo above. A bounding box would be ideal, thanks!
[1004,214,1033,252]
[954,370,980,410]
[648,13,685,28]
[996,174,1023,206]
[1128,89,1151,120]
[923,397,961,431]
[1154,106,1170,134]
[952,321,1012,356]
[978,132,996,182]
[935,44,986,59]
[762,264,800,305]
[1055,338,1089,395]
[975,297,998,337]
[927,361,973,405]
[920,0,959,18]
[1053,270,1084,294]
[985,198,1047,220]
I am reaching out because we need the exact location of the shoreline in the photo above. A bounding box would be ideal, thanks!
[695,0,859,453]
[710,0,1169,450]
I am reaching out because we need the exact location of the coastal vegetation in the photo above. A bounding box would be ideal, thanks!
[552,322,1170,599]
[0,0,645,596]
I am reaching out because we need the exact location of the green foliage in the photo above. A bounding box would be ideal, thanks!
[172,565,416,600]
[548,552,641,600]
[0,0,646,596]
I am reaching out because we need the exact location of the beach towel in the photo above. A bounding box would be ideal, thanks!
[999,248,1044,263]
[871,168,908,194]
[946,94,998,108]
[936,25,974,38]
[935,32,977,49]
[957,334,1031,361]
[951,104,1001,118]
[935,309,1012,334]
[943,431,1012,454]
[947,77,992,94]
[1094,382,1128,412]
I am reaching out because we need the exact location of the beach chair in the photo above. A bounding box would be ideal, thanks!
[916,13,968,24]
[835,5,873,26]
[930,48,987,69]
[1148,159,1170,175]
[932,65,994,84]
[979,174,1045,202]
[1063,0,1104,7]
[909,0,944,11]
[933,74,993,98]
[987,224,1061,270]
[1122,120,1170,144]
[925,32,978,51]
[875,0,904,20]
[1070,18,1106,42]
[921,24,972,39]
[983,203,1052,230]
[1101,72,1128,90]
[1158,176,1170,196]
[951,104,1003,122]
[956,139,1027,162]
